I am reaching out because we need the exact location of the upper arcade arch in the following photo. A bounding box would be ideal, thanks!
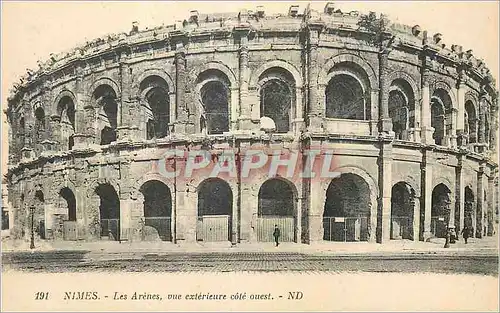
[318,54,378,89]
[249,59,302,89]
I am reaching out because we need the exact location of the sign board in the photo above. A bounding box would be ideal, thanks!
[334,217,345,222]
[438,217,445,221]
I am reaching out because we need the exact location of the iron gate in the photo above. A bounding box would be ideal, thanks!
[101,218,120,241]
[144,217,172,241]
[256,216,294,242]
[196,215,230,242]
[323,217,369,242]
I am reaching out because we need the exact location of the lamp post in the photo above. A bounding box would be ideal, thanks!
[29,207,35,249]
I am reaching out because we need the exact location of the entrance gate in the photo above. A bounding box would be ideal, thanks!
[101,218,120,240]
[257,217,294,242]
[323,217,368,242]
[196,215,230,242]
[63,221,77,241]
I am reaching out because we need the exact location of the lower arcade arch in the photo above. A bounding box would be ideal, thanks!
[95,184,121,241]
[323,173,371,242]
[431,183,452,238]
[59,187,77,241]
[197,178,233,242]
[390,182,415,240]
[140,180,173,241]
[257,178,296,242]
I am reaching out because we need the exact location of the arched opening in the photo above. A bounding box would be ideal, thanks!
[34,190,45,239]
[34,107,46,144]
[57,96,76,150]
[140,76,170,139]
[485,110,491,148]
[431,89,453,146]
[465,101,477,143]
[95,184,120,241]
[197,178,232,242]
[389,79,415,140]
[19,117,25,150]
[431,183,452,238]
[59,187,77,241]
[93,85,118,145]
[326,74,367,120]
[464,186,475,233]
[60,187,76,221]
[201,81,230,134]
[140,181,172,241]
[257,178,295,242]
[390,182,415,240]
[323,173,370,241]
[259,68,295,133]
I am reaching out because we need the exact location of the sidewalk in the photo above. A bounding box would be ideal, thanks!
[2,235,498,256]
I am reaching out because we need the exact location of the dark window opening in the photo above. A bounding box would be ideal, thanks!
[326,74,367,120]
[260,79,291,133]
[201,81,230,135]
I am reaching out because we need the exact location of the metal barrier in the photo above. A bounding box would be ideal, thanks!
[144,217,172,241]
[431,216,447,238]
[100,218,120,241]
[391,216,412,240]
[256,216,294,242]
[323,217,369,242]
[196,215,230,242]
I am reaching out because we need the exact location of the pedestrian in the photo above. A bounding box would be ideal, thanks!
[273,225,280,247]
[461,226,470,244]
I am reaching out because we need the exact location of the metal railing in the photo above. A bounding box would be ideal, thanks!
[323,217,369,242]
[144,216,172,241]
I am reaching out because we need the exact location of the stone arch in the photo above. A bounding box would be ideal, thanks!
[318,53,378,89]
[249,59,303,88]
[53,89,77,115]
[433,177,453,192]
[88,77,121,103]
[190,61,237,89]
[132,68,176,98]
[86,177,120,200]
[390,181,417,240]
[394,175,420,197]
[430,81,456,106]
[131,173,174,201]
[465,91,479,114]
[387,71,420,96]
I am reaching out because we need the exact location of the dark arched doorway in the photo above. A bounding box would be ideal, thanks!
[34,190,46,239]
[257,178,295,242]
[197,178,232,242]
[60,187,77,240]
[140,181,172,241]
[431,183,452,238]
[323,173,371,242]
[391,182,415,240]
[95,184,120,241]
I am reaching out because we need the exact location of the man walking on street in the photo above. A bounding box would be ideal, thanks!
[273,225,280,247]
[461,225,471,244]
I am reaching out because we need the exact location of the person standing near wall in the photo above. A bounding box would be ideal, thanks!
[273,225,280,247]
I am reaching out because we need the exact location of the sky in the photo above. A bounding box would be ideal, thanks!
[1,1,499,175]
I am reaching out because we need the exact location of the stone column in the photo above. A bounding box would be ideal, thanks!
[307,24,323,133]
[477,92,487,153]
[487,175,495,236]
[421,148,434,240]
[308,177,325,243]
[117,51,137,141]
[456,72,467,147]
[450,107,458,148]
[237,29,252,130]
[476,165,485,238]
[412,196,420,241]
[456,154,465,233]
[73,68,94,149]
[378,140,393,243]
[174,42,188,134]
[378,51,393,133]
[421,63,434,144]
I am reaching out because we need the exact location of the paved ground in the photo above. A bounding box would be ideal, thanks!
[2,236,498,275]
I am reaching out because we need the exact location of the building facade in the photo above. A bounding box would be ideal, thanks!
[5,4,499,245]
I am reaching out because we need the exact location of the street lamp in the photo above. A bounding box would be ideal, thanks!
[29,207,35,249]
